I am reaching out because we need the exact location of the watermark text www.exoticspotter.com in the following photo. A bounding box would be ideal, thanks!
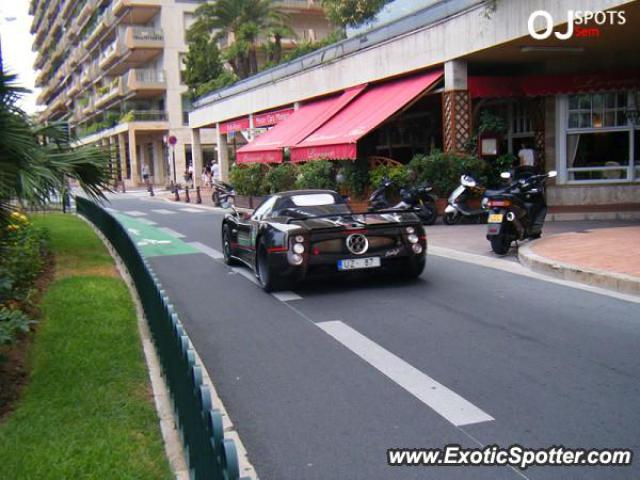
[387,444,633,470]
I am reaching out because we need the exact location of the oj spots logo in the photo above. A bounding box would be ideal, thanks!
[527,10,626,40]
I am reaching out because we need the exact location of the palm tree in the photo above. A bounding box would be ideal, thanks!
[189,0,290,79]
[0,70,111,223]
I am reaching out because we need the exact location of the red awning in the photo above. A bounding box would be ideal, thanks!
[290,69,443,162]
[236,85,366,164]
[469,70,640,98]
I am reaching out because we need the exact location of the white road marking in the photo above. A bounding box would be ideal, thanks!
[429,246,640,304]
[317,320,494,427]
[104,207,119,213]
[231,267,260,286]
[151,209,176,215]
[272,291,303,302]
[158,227,186,238]
[180,207,204,213]
[127,228,141,236]
[188,242,224,260]
[138,239,171,246]
[123,210,147,216]
[137,218,157,226]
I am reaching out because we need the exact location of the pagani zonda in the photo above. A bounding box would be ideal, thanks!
[221,190,427,291]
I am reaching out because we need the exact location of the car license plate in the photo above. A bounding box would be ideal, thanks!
[488,213,504,223]
[337,257,381,271]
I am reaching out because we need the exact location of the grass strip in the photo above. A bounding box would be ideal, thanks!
[0,214,173,479]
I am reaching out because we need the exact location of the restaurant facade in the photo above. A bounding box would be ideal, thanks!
[188,0,640,217]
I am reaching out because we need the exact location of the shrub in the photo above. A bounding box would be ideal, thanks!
[294,161,337,190]
[408,150,490,197]
[265,163,298,193]
[337,159,369,198]
[229,164,269,196]
[369,163,411,193]
[0,212,48,345]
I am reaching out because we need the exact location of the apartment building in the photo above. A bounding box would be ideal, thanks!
[30,0,331,187]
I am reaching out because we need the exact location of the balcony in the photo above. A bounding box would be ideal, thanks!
[125,69,166,97]
[77,0,98,30]
[120,109,167,122]
[274,0,324,12]
[107,26,164,75]
[81,97,95,116]
[99,41,121,70]
[111,0,161,24]
[80,68,92,86]
[94,78,125,109]
[67,77,81,97]
[84,9,116,50]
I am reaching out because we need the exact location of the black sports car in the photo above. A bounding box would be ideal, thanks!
[221,190,427,291]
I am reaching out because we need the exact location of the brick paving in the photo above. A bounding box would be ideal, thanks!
[530,226,640,278]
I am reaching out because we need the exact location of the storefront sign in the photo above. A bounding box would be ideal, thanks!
[219,117,250,134]
[254,108,294,128]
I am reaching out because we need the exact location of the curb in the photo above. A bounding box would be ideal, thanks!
[518,240,640,297]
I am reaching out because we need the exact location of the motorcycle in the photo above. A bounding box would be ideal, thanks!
[443,175,488,225]
[368,177,438,225]
[211,180,235,207]
[485,170,557,255]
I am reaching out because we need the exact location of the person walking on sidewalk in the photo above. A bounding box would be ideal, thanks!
[142,163,150,189]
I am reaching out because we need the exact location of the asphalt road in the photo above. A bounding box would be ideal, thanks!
[100,193,639,480]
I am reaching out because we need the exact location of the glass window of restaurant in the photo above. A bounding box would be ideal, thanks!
[558,91,639,183]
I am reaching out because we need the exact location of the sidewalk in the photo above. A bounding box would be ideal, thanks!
[518,226,640,296]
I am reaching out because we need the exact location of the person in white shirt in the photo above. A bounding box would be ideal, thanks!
[211,161,220,181]
[517,142,535,167]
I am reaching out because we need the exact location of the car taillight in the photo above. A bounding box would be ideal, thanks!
[487,199,512,207]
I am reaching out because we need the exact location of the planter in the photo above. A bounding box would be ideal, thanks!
[234,195,266,209]
[435,198,448,215]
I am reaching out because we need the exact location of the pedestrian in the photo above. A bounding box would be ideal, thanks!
[142,163,150,189]
[187,163,194,187]
[201,167,211,188]
[211,161,220,182]
[516,142,537,178]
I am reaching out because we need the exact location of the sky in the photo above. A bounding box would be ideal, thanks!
[348,0,440,37]
[1,0,40,114]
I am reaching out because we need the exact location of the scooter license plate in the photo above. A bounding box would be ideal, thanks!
[488,213,504,223]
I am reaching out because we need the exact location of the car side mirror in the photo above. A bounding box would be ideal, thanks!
[548,170,557,178]
[500,172,512,179]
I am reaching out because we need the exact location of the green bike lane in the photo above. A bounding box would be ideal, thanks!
[113,213,199,257]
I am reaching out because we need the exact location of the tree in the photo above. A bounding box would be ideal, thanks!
[183,31,227,95]
[321,0,391,28]
[0,70,112,222]
[189,0,290,80]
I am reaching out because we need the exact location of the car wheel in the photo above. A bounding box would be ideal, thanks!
[222,225,236,265]
[490,234,511,255]
[419,204,437,226]
[256,244,278,292]
[443,211,460,225]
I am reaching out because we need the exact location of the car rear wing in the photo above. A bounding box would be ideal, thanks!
[285,208,420,224]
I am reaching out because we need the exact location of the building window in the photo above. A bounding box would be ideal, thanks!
[183,12,195,41]
[560,91,639,183]
[181,94,193,126]
[179,53,187,85]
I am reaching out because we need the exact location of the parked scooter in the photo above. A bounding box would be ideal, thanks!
[485,170,557,255]
[443,175,488,225]
[369,177,438,225]
[211,180,235,207]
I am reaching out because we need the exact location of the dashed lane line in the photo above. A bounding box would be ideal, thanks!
[158,227,186,238]
[317,320,495,427]
[188,242,224,260]
[137,218,157,226]
[123,210,147,217]
[271,291,303,302]
[151,209,177,215]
